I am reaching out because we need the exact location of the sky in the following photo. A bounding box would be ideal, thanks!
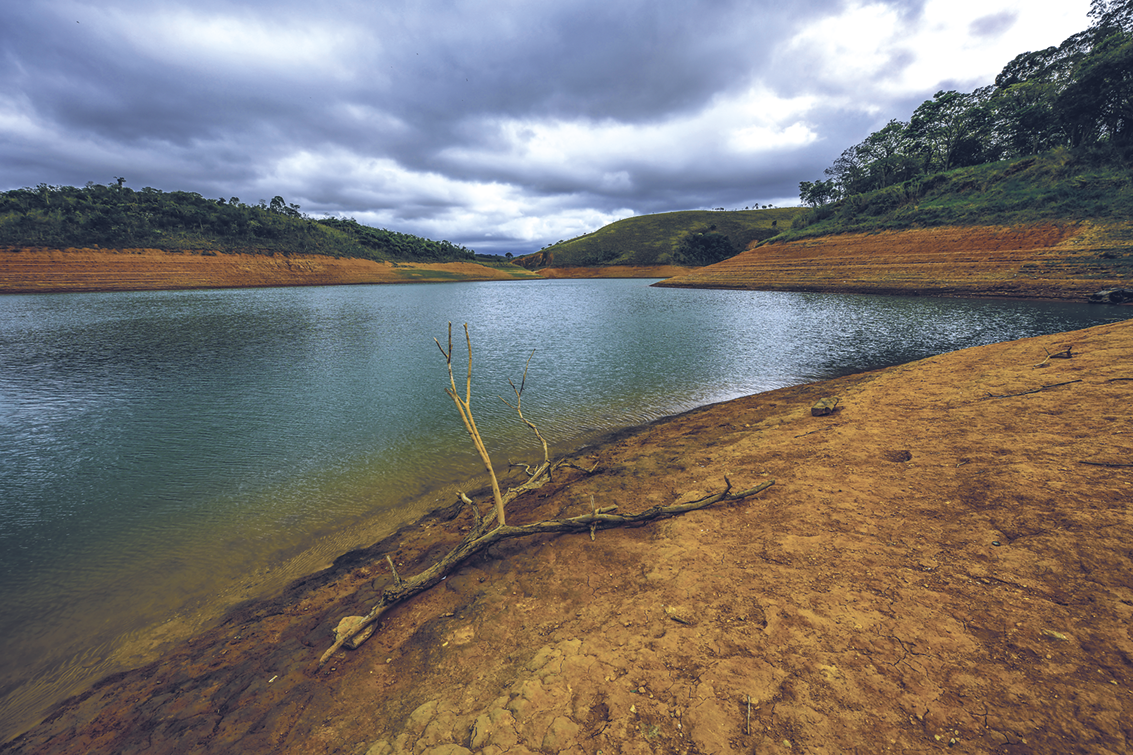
[1,0,1092,255]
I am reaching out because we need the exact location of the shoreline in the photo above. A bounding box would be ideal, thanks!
[5,317,1132,753]
[5,220,1131,302]
[654,222,1133,302]
[0,247,539,294]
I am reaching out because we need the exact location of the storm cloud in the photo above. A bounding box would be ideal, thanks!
[1,0,1090,254]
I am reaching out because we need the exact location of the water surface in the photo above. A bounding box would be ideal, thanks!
[0,279,1127,740]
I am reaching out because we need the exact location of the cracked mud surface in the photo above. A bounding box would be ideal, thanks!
[4,319,1132,754]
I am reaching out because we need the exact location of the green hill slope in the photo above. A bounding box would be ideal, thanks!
[515,208,804,269]
[0,184,476,263]
[784,148,1133,241]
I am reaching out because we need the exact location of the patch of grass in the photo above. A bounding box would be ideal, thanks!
[518,208,804,268]
[782,147,1133,241]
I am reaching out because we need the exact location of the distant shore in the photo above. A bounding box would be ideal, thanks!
[656,222,1133,301]
[4,221,1131,301]
[0,247,539,293]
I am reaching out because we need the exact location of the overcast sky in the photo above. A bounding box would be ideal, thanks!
[1,0,1091,255]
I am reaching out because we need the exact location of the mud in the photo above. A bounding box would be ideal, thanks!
[4,318,1131,754]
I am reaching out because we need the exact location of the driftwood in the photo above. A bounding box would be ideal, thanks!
[1033,345,1073,368]
[982,379,1082,399]
[317,323,775,667]
[318,476,774,666]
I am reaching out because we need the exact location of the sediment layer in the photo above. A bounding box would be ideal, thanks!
[0,248,535,293]
[656,222,1133,299]
[533,265,698,279]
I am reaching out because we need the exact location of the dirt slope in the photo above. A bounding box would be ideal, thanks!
[657,223,1133,299]
[535,265,698,279]
[5,318,1131,754]
[0,248,536,293]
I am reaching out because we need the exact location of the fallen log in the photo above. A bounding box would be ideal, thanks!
[318,476,774,666]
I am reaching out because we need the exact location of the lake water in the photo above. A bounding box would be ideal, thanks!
[0,279,1128,740]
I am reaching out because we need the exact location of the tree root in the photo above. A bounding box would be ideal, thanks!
[317,476,774,667]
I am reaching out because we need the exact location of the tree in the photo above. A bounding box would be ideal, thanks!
[1056,31,1133,145]
[908,89,1000,172]
[1089,0,1133,34]
[798,178,839,207]
[824,119,920,196]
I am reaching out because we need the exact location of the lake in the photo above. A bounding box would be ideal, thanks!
[0,278,1128,740]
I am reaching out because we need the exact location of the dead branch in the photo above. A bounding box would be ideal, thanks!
[318,324,775,668]
[1078,460,1133,468]
[436,323,507,526]
[501,348,550,472]
[981,379,1082,399]
[318,477,774,666]
[1033,345,1073,368]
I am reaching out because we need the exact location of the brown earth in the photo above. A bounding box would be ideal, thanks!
[656,223,1133,300]
[534,266,699,279]
[0,247,538,293]
[5,319,1131,755]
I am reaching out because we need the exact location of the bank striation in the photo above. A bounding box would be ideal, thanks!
[0,247,539,294]
[653,221,1133,300]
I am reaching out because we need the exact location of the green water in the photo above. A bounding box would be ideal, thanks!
[0,278,1127,740]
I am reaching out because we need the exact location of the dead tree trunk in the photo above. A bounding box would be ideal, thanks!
[319,477,773,666]
[317,324,775,667]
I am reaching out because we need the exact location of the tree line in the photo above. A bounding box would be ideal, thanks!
[799,0,1132,208]
[0,181,476,263]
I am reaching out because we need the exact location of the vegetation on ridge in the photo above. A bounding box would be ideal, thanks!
[515,208,802,269]
[791,0,1133,238]
[0,182,477,263]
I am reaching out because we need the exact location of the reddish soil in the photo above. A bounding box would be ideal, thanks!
[657,223,1133,299]
[5,319,1131,754]
[0,248,535,293]
[535,266,699,279]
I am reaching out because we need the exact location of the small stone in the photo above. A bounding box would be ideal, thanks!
[811,397,840,416]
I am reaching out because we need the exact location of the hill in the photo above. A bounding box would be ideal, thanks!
[514,208,803,269]
[658,150,1133,300]
[784,148,1133,240]
[0,183,477,263]
[0,183,543,292]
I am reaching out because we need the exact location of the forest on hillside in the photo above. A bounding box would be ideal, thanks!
[0,182,477,263]
[798,0,1132,211]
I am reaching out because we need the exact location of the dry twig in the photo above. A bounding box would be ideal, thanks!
[982,379,1082,399]
[317,323,775,667]
[319,476,774,666]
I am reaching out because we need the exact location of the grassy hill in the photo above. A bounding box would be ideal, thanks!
[656,147,1133,300]
[515,208,804,269]
[0,184,479,264]
[784,147,1133,241]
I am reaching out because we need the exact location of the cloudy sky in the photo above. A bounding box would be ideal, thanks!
[2,0,1091,255]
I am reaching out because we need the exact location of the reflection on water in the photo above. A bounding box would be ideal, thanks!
[0,279,1127,740]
